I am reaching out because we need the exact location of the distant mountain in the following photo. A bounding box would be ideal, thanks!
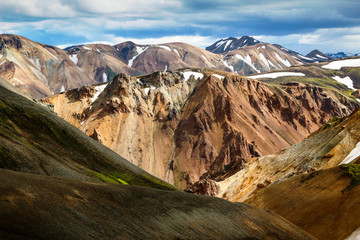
[326,52,360,59]
[220,43,306,75]
[206,36,261,54]
[306,49,332,62]
[0,34,141,98]
[113,41,231,74]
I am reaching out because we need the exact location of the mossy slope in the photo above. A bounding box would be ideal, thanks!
[0,84,175,190]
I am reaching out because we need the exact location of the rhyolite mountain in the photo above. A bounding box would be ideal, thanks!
[1,34,339,99]
[205,36,261,53]
[43,66,358,189]
[0,34,141,98]
[242,108,360,240]
[0,75,315,240]
[207,37,325,75]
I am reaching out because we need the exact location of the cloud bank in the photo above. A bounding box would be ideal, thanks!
[0,0,359,53]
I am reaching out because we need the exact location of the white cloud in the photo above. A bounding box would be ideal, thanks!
[0,0,76,18]
[57,35,216,49]
[72,0,181,15]
[256,27,360,54]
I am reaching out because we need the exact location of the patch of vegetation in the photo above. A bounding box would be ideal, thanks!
[260,76,355,98]
[321,116,344,130]
[87,171,129,185]
[106,66,117,82]
[340,164,360,192]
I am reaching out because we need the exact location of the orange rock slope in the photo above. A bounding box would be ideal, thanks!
[44,70,358,189]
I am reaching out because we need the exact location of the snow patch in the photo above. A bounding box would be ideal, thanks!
[69,54,78,65]
[174,49,180,58]
[339,142,360,165]
[83,46,92,50]
[143,85,156,95]
[299,55,314,61]
[262,45,266,49]
[44,49,58,60]
[332,76,355,90]
[96,48,100,53]
[60,85,65,93]
[259,53,270,69]
[102,72,107,82]
[221,59,234,72]
[235,54,260,73]
[212,74,225,79]
[164,65,168,71]
[275,52,291,67]
[322,58,360,70]
[345,227,360,240]
[0,54,3,59]
[316,54,327,59]
[128,46,147,67]
[216,40,225,47]
[182,71,204,82]
[249,72,305,79]
[90,84,107,103]
[0,60,7,66]
[159,45,171,52]
[202,55,214,67]
[224,40,232,50]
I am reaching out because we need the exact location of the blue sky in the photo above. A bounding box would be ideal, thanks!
[1,0,360,54]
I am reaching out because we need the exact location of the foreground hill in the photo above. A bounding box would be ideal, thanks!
[43,69,357,189]
[246,166,360,240]
[0,168,315,240]
[0,77,175,190]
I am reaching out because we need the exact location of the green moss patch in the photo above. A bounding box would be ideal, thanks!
[340,164,360,192]
[321,116,344,130]
[87,172,129,185]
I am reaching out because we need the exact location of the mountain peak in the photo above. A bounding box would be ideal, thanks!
[306,49,332,62]
[206,36,261,54]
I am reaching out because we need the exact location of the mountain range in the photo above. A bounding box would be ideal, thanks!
[0,34,340,99]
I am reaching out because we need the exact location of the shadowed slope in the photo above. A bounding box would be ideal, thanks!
[0,168,316,240]
[0,82,175,190]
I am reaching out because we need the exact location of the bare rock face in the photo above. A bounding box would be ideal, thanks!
[216,106,360,204]
[44,71,358,190]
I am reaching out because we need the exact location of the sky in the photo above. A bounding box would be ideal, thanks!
[1,0,360,54]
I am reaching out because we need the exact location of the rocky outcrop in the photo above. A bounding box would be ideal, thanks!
[45,70,358,190]
[215,104,360,203]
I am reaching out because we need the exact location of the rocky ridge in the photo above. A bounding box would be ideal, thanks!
[44,69,358,189]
